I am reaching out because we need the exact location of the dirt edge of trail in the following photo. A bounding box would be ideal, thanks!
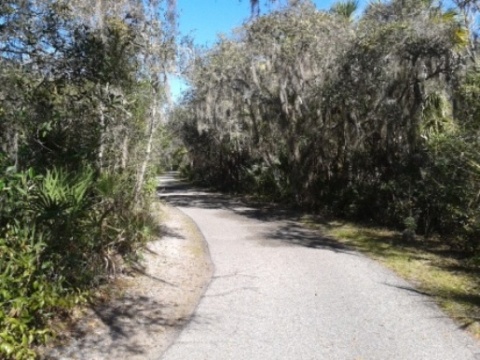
[39,201,213,360]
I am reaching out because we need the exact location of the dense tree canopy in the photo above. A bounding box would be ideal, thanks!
[0,1,176,358]
[174,0,480,250]
[1,0,480,357]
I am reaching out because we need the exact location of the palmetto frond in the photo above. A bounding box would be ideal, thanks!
[330,0,359,20]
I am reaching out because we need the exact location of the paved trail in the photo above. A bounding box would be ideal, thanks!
[159,173,480,360]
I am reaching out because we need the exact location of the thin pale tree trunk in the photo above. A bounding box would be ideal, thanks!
[98,104,106,169]
[13,130,19,170]
[121,134,129,170]
[134,97,158,203]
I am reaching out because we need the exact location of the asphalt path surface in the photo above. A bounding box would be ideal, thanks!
[158,173,480,360]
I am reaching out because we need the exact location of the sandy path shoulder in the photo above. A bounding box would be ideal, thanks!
[41,201,213,360]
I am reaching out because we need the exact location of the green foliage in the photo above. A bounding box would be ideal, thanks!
[33,167,99,286]
[178,0,480,254]
[0,167,75,359]
[420,129,480,250]
[0,163,158,358]
[0,0,174,357]
[94,170,156,264]
[455,70,480,130]
[0,225,62,360]
[330,0,358,20]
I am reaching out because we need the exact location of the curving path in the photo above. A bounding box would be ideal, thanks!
[158,173,480,360]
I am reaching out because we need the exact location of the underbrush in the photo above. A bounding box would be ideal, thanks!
[0,165,156,359]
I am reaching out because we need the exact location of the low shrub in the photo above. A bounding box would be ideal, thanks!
[0,165,156,359]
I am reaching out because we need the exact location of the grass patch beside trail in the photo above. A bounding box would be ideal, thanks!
[302,217,480,338]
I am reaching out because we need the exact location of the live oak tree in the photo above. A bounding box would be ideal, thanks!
[176,0,480,249]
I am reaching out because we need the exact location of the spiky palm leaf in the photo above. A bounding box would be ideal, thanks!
[330,0,358,20]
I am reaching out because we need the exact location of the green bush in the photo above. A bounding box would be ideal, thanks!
[93,170,155,268]
[0,164,157,358]
[0,225,66,359]
[0,167,76,359]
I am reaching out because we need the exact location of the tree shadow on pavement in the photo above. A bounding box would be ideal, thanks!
[158,178,352,254]
[260,222,351,252]
[157,174,480,338]
[158,178,245,210]
[158,223,186,240]
[384,281,480,332]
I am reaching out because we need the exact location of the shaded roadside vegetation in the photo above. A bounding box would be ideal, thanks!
[0,1,176,358]
[173,0,480,254]
[170,0,480,337]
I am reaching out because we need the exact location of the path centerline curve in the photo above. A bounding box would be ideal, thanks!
[158,173,480,360]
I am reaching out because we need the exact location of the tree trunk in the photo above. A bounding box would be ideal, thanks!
[134,97,158,203]
[13,130,19,170]
[98,103,106,169]
[121,134,129,170]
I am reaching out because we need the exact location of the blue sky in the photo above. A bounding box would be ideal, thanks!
[170,0,351,100]
[169,0,458,100]
[175,0,459,47]
[177,0,345,47]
